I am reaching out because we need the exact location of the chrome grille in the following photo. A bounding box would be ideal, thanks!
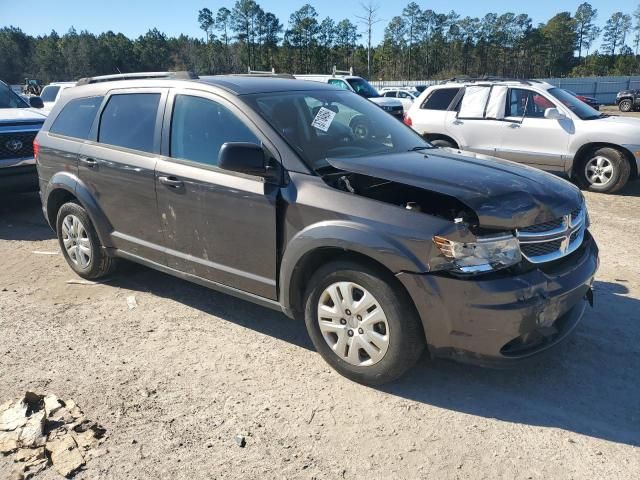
[516,203,586,264]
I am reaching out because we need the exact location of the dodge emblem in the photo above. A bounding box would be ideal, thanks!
[5,139,23,152]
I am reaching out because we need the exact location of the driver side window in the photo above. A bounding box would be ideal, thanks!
[507,89,555,119]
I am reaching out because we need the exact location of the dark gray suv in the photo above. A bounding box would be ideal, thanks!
[36,72,599,385]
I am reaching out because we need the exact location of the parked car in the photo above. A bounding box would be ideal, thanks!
[616,89,639,112]
[0,80,47,192]
[40,82,76,112]
[36,72,598,385]
[379,87,420,111]
[294,68,404,120]
[405,78,640,193]
[566,90,599,110]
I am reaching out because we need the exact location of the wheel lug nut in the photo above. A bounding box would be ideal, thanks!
[340,318,346,325]
[356,315,362,321]
[347,329,354,337]
[358,328,363,334]
[345,309,351,315]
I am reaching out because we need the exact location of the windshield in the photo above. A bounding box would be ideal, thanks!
[0,82,28,109]
[246,90,430,170]
[346,78,380,98]
[547,87,601,120]
[40,85,60,102]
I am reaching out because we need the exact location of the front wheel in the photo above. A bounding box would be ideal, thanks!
[304,261,425,385]
[576,147,631,194]
[618,99,633,112]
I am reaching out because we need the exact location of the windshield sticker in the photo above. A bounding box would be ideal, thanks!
[311,107,336,132]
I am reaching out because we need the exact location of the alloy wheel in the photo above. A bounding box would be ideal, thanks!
[584,156,614,187]
[317,281,390,366]
[61,214,92,268]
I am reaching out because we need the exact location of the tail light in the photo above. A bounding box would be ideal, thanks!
[403,113,412,127]
[33,138,40,161]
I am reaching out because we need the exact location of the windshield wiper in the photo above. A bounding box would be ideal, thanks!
[409,146,434,152]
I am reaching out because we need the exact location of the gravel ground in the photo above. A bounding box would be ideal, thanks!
[1,182,639,479]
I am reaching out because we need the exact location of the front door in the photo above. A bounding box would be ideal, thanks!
[78,89,167,264]
[155,90,279,300]
[497,88,571,172]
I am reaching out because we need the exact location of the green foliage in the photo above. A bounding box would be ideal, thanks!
[1,2,639,84]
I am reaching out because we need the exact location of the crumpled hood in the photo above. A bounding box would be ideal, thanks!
[327,149,582,230]
[0,108,47,123]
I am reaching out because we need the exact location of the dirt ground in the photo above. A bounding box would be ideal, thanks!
[1,182,639,479]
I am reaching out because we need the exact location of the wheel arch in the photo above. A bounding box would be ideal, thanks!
[572,142,637,179]
[423,133,459,148]
[44,172,115,247]
[279,222,428,321]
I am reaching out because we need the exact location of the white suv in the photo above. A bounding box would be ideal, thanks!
[40,82,76,112]
[379,87,420,111]
[405,78,640,193]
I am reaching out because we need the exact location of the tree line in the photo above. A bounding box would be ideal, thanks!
[1,1,639,85]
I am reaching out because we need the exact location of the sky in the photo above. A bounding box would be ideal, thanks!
[1,0,638,46]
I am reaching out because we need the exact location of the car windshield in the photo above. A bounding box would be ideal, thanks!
[0,82,28,108]
[246,90,430,170]
[346,78,380,98]
[547,87,601,120]
[40,86,60,102]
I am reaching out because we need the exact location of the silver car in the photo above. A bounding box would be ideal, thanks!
[405,79,640,193]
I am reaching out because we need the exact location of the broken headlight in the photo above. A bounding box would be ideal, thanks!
[432,234,521,274]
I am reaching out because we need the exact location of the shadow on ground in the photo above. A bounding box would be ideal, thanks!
[112,263,640,448]
[0,193,55,241]
[5,190,639,447]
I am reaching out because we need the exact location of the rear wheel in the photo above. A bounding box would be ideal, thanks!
[56,202,117,279]
[429,138,455,149]
[618,99,633,112]
[304,261,425,385]
[576,147,630,194]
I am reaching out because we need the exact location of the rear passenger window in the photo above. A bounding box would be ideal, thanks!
[50,96,103,139]
[170,95,259,167]
[421,88,460,110]
[98,93,160,153]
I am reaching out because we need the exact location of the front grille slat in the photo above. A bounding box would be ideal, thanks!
[516,203,586,264]
[0,132,37,160]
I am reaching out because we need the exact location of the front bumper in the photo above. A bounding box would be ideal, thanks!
[0,160,38,193]
[397,231,599,366]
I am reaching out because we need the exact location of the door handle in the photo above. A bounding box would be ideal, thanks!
[509,123,521,128]
[453,120,463,125]
[79,157,97,167]
[158,175,184,188]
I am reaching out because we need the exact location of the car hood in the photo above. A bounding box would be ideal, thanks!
[368,97,403,108]
[0,108,47,123]
[327,149,582,230]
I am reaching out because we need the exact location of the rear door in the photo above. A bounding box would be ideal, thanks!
[497,88,571,171]
[155,89,279,300]
[78,88,167,264]
[444,85,506,156]
[412,87,460,136]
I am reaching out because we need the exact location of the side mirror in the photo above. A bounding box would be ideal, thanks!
[218,142,267,176]
[544,107,566,120]
[28,96,44,109]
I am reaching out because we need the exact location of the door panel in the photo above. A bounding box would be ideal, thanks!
[155,160,278,299]
[77,89,166,264]
[445,111,502,156]
[156,90,279,300]
[497,88,571,171]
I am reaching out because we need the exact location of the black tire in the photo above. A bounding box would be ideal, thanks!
[429,138,455,149]
[349,116,370,140]
[618,99,633,113]
[56,201,117,279]
[304,260,425,386]
[575,147,631,194]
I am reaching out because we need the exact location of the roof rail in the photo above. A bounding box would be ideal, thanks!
[76,71,198,86]
[332,65,354,77]
[444,75,537,85]
[247,67,275,75]
[229,68,295,79]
